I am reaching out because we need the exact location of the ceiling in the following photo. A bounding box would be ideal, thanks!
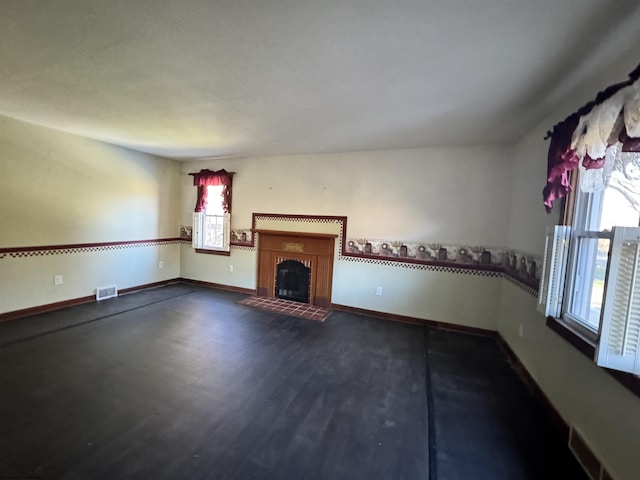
[1,0,640,160]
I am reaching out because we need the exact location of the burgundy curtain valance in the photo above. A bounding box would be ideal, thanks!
[543,64,640,213]
[189,169,235,213]
[190,169,234,187]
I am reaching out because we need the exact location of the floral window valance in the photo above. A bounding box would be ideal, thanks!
[543,63,640,212]
[189,169,234,213]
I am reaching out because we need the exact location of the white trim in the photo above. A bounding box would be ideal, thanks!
[192,212,202,249]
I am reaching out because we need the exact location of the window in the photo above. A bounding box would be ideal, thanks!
[539,65,640,375]
[539,168,640,375]
[565,173,640,334]
[189,169,234,254]
[193,184,231,252]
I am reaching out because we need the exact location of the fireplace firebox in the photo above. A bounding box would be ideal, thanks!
[275,260,311,303]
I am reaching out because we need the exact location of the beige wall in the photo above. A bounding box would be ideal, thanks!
[498,282,640,480]
[0,116,182,314]
[180,147,512,330]
[181,148,513,245]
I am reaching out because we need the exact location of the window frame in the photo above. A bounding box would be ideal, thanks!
[189,169,234,256]
[561,187,610,341]
[542,170,640,387]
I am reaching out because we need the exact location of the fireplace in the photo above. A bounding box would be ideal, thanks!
[275,259,311,303]
[253,229,337,307]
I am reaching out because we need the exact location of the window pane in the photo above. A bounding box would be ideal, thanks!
[599,172,640,230]
[205,185,225,216]
[204,215,224,248]
[589,237,610,327]
[569,237,610,331]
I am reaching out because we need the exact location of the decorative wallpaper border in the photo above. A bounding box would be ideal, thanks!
[503,273,539,297]
[231,213,541,297]
[0,238,181,259]
[342,242,540,296]
[229,244,257,251]
[6,216,541,299]
[339,254,504,277]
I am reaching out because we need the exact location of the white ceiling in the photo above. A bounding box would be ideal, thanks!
[1,0,640,160]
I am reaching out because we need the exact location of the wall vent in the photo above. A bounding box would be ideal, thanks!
[96,285,118,301]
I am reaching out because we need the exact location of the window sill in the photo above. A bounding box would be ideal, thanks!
[546,316,640,398]
[546,316,596,358]
[195,248,231,256]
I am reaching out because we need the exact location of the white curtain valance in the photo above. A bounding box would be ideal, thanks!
[573,77,640,196]
[580,144,640,209]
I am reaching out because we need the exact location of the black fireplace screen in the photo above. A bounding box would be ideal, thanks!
[275,260,310,303]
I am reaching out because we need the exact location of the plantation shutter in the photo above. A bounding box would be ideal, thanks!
[192,212,202,249]
[596,227,640,374]
[223,213,231,250]
[537,225,571,317]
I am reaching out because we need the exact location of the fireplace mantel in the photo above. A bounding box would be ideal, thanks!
[253,229,337,308]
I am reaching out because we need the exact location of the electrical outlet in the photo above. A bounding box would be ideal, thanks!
[158,261,164,269]
[229,265,234,273]
[54,275,63,285]
[519,324,524,338]
[375,286,383,296]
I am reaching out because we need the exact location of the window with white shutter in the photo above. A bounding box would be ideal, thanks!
[193,184,231,253]
[539,169,640,374]
[539,66,640,380]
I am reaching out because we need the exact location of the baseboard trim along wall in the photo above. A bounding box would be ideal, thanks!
[177,278,257,295]
[0,294,96,323]
[332,303,497,336]
[0,279,182,323]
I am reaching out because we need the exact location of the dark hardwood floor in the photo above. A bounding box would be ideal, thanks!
[426,329,587,480]
[0,285,427,479]
[0,284,585,479]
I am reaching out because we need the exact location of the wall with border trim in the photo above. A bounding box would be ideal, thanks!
[0,115,182,314]
[180,147,513,330]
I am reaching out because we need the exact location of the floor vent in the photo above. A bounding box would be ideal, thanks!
[96,285,118,301]
[568,427,613,480]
